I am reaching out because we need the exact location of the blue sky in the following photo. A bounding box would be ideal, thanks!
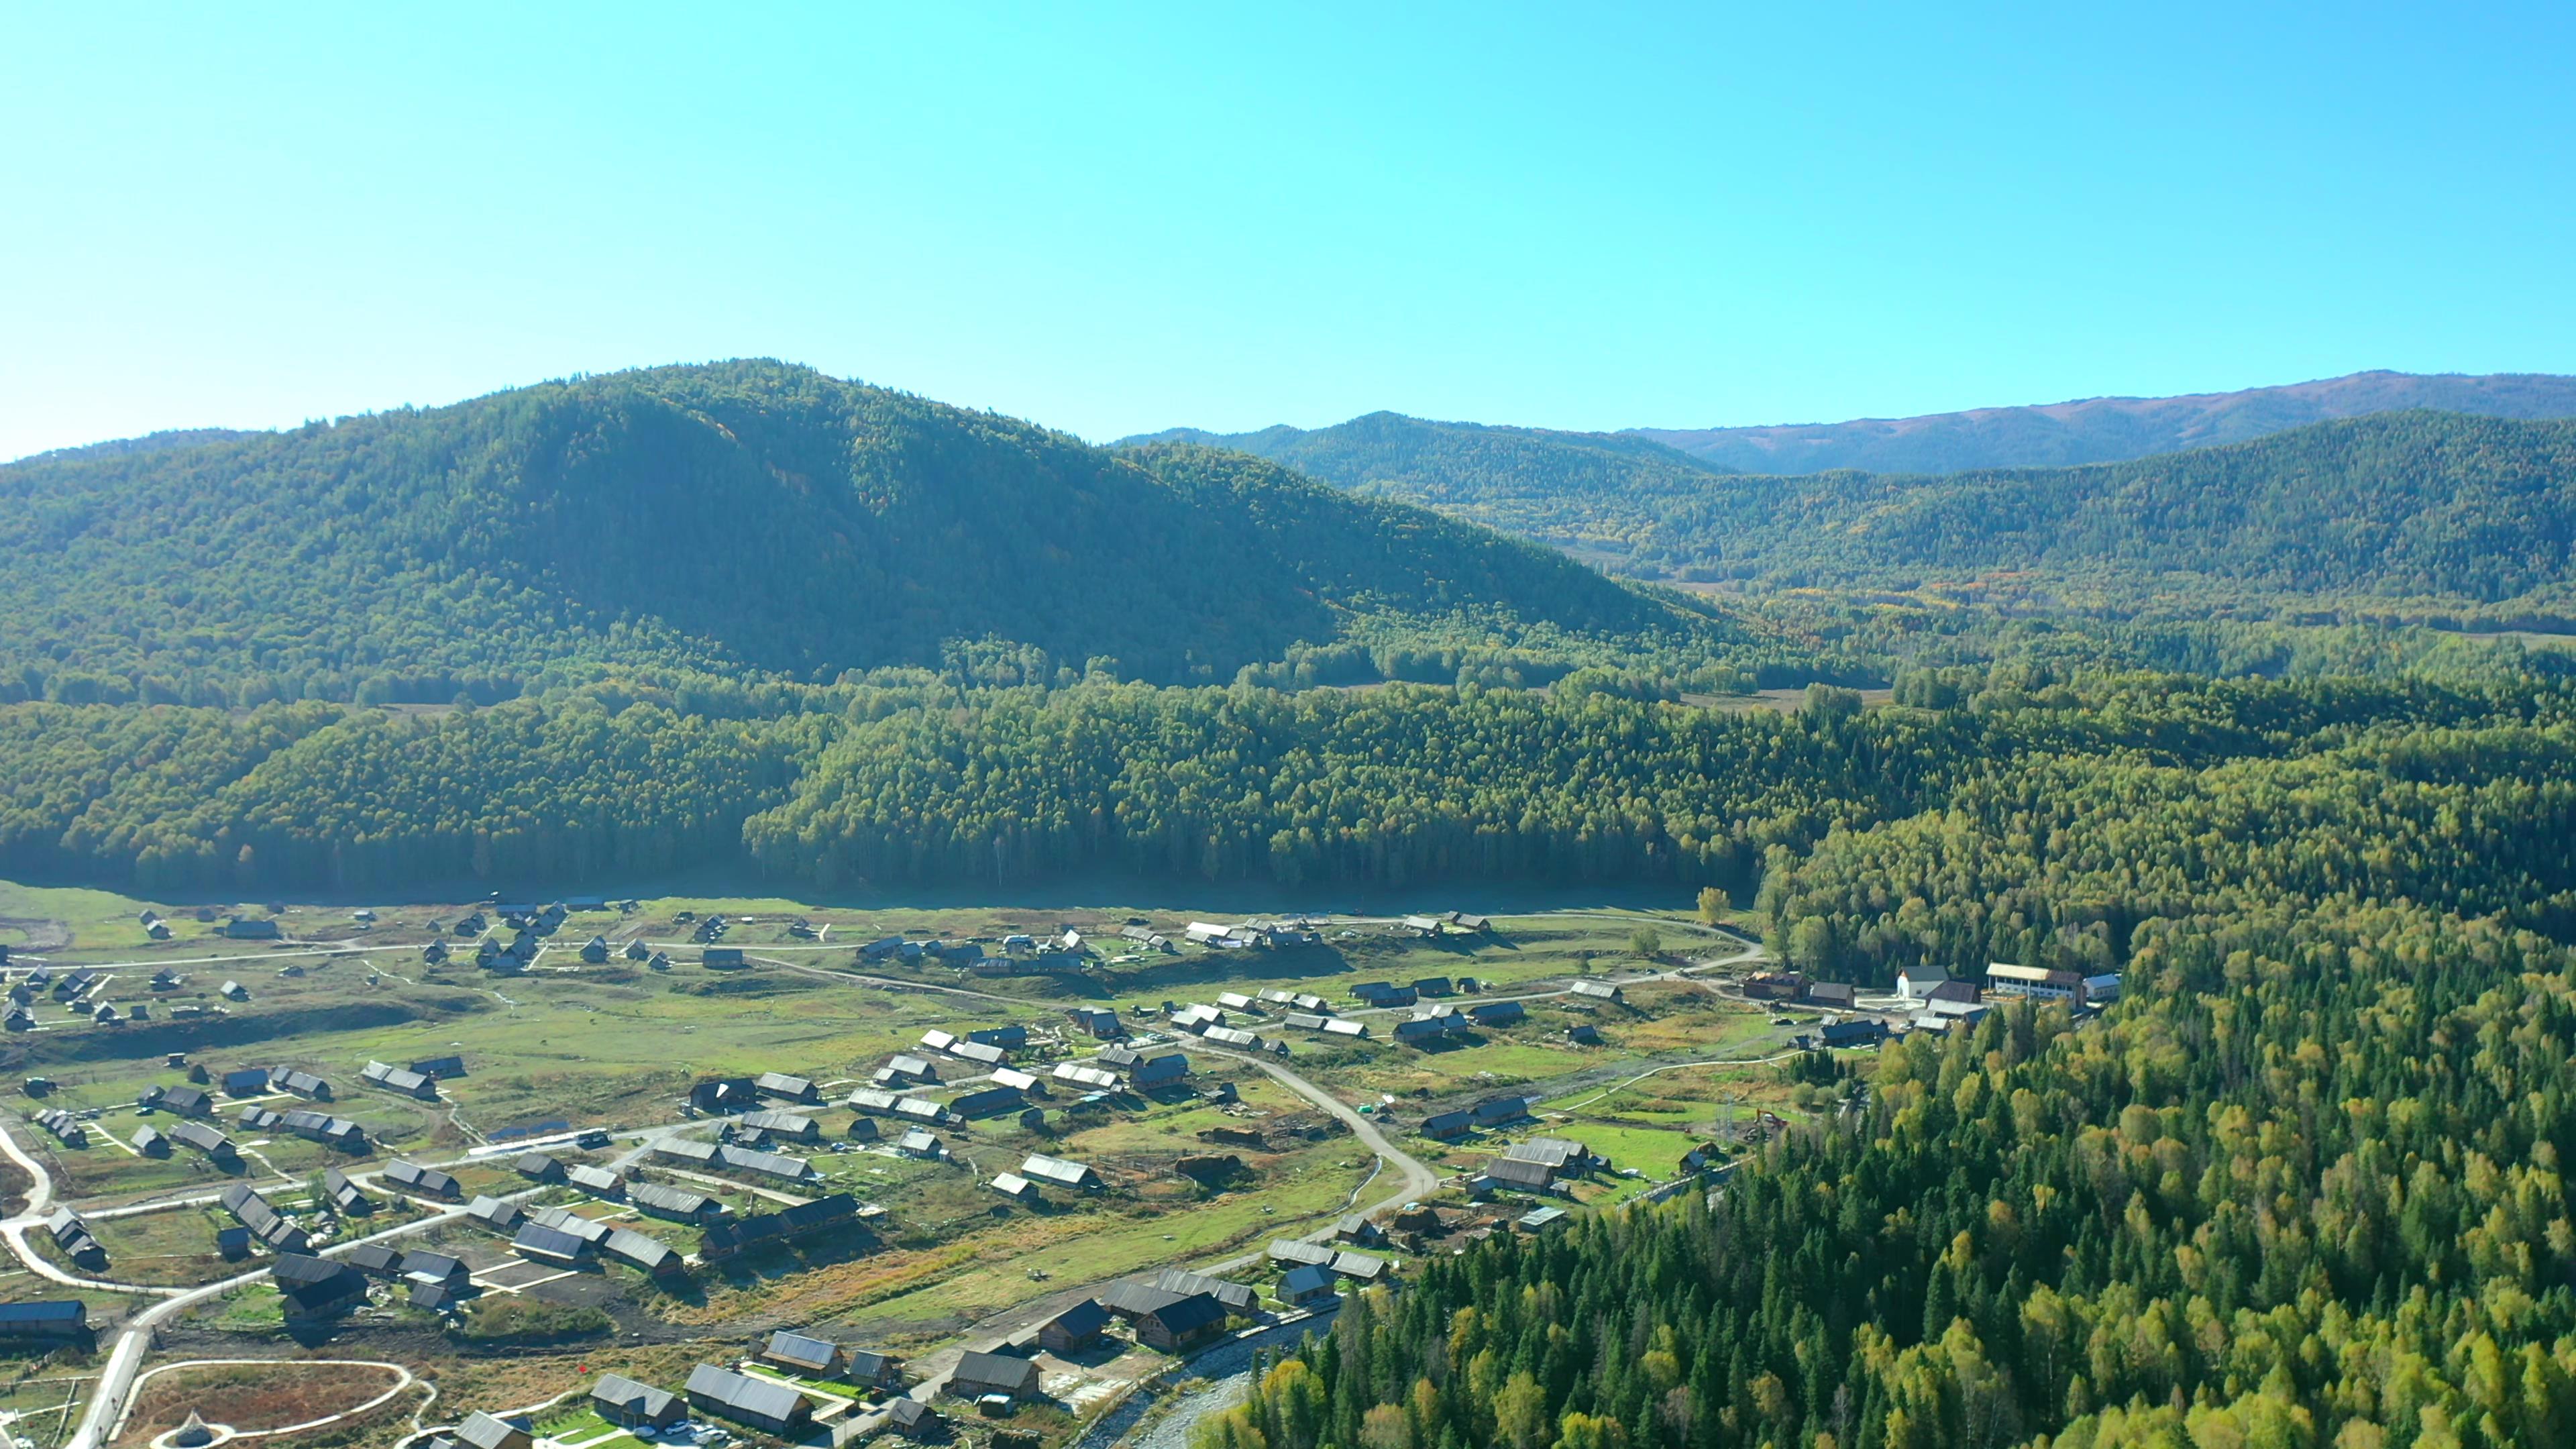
[4,4,2571,458]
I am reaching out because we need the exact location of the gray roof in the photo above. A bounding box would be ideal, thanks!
[738,1110,816,1135]
[1150,1268,1260,1314]
[1280,1263,1339,1297]
[590,1373,678,1421]
[951,1350,1040,1395]
[765,1330,839,1369]
[630,1182,718,1216]
[1144,1291,1228,1336]
[566,1164,625,1193]
[603,1227,677,1271]
[1503,1137,1587,1168]
[1020,1153,1096,1187]
[685,1364,808,1421]
[511,1222,592,1259]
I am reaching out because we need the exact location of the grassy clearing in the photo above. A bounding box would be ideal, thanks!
[118,1360,409,1446]
[0,1364,97,1449]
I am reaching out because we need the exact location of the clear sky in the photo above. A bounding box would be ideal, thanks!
[4,3,2571,459]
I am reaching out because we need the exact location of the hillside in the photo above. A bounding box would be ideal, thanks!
[1626,411,2576,612]
[1122,410,1734,553]
[1631,368,2576,474]
[0,362,1728,706]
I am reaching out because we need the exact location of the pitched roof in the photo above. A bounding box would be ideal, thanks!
[951,1350,1040,1395]
[764,1330,839,1371]
[1148,1268,1260,1314]
[454,1413,527,1449]
[1142,1291,1228,1336]
[1020,1153,1096,1187]
[685,1364,808,1422]
[511,1222,592,1259]
[629,1182,718,1216]
[1044,1299,1111,1337]
[1280,1263,1339,1297]
[590,1373,679,1421]
[268,1252,350,1288]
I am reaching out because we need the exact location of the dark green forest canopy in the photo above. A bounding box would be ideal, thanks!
[1,666,2563,910]
[1632,412,2576,605]
[1170,409,2576,626]
[0,362,1768,705]
[1196,663,2576,1449]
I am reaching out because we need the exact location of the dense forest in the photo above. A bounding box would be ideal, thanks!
[1147,406,2576,628]
[1198,661,2576,1449]
[1630,413,2576,608]
[0,362,1788,706]
[0,663,2564,912]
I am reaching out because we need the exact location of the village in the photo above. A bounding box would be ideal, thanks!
[0,885,2106,1449]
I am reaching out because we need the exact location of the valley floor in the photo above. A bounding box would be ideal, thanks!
[0,883,1886,1449]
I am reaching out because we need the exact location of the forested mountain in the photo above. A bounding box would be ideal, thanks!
[1623,411,2576,612]
[1121,411,1736,554]
[1129,404,2576,622]
[0,362,1742,705]
[1633,368,2576,474]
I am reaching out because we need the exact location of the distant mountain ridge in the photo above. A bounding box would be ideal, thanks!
[1136,370,2576,484]
[1631,370,2576,475]
[1120,411,1735,554]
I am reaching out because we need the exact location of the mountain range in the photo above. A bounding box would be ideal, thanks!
[1629,369,2576,474]
[1144,370,2576,480]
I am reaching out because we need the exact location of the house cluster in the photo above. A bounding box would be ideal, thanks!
[1741,962,2123,1042]
[1399,911,1491,936]
[1421,1093,1538,1140]
[700,1192,865,1260]
[1182,919,1320,951]
[361,1059,443,1100]
[991,1150,1102,1205]
[507,1205,687,1278]
[1470,1136,1607,1197]
[207,1063,332,1100]
[1,964,140,1028]
[1162,1001,1291,1055]
[1392,998,1527,1046]
[861,934,1001,967]
[234,1106,369,1154]
[654,1136,820,1185]
[343,1242,476,1309]
[1032,1263,1273,1364]
[220,1183,311,1253]
[32,1108,87,1147]
[1267,1236,1389,1302]
[43,1208,107,1272]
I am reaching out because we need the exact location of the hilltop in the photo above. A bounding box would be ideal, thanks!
[0,362,1731,706]
[1120,410,1735,554]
